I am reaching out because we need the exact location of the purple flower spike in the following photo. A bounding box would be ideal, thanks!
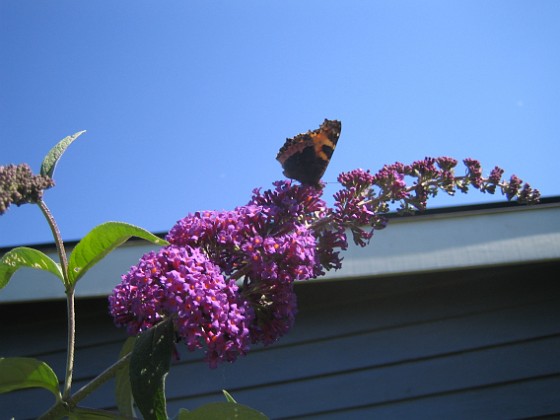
[110,152,538,368]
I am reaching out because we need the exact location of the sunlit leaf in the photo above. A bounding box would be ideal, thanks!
[130,319,174,420]
[0,357,61,399]
[0,247,63,289]
[222,390,237,403]
[40,130,86,178]
[68,221,168,285]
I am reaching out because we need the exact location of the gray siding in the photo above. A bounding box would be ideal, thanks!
[1,261,559,419]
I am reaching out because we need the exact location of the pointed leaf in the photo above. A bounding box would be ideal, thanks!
[175,402,268,420]
[0,357,61,399]
[130,319,174,420]
[40,130,86,178]
[115,337,136,418]
[68,221,168,285]
[222,390,237,403]
[0,247,63,289]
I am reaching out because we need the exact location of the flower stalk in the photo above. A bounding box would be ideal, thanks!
[37,199,75,400]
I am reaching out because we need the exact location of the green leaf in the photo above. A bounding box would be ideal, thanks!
[175,402,269,420]
[222,390,237,403]
[115,337,136,418]
[0,357,61,399]
[40,130,86,178]
[68,221,168,285]
[130,319,174,420]
[0,247,63,289]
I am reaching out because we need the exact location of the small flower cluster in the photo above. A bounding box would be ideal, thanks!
[168,182,338,348]
[109,157,539,367]
[110,181,349,366]
[0,164,55,215]
[108,245,253,368]
[369,157,540,214]
[333,169,387,246]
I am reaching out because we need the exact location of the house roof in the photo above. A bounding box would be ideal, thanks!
[1,197,559,303]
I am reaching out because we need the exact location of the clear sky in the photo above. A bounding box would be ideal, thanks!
[1,1,559,248]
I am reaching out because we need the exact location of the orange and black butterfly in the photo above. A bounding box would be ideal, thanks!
[276,119,341,187]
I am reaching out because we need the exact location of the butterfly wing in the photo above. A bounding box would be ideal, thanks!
[276,119,341,186]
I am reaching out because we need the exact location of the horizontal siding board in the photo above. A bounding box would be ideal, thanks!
[0,299,125,357]
[1,262,554,356]
[0,387,57,420]
[166,336,560,418]
[158,299,560,398]
[69,268,560,385]
[325,205,560,279]
[290,267,559,344]
[295,375,560,419]
[1,262,559,419]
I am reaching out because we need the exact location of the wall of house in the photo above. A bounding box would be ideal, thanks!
[1,261,559,419]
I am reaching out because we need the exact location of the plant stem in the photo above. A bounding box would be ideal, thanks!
[63,286,76,399]
[37,200,70,285]
[37,199,75,399]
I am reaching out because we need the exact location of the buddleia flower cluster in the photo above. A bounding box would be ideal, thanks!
[368,157,540,214]
[109,157,539,368]
[0,164,55,215]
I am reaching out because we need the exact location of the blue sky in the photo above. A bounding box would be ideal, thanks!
[1,1,559,248]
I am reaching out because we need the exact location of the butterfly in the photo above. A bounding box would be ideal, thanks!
[276,119,341,187]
